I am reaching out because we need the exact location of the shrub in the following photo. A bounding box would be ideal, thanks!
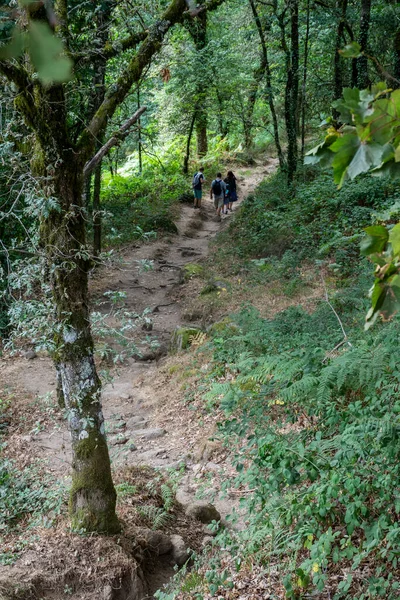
[229,169,400,272]
[98,165,188,246]
[205,274,400,598]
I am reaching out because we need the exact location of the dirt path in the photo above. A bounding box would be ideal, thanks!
[0,161,278,596]
[1,161,274,465]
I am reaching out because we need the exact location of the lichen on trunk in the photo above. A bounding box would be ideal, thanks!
[39,148,119,534]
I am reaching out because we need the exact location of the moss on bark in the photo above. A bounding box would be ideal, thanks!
[69,433,120,534]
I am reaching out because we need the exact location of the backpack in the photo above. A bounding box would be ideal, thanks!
[192,172,202,188]
[212,179,222,195]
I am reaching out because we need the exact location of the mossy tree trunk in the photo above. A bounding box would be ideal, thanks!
[333,0,348,114]
[184,110,197,173]
[300,0,310,159]
[243,64,263,151]
[249,0,284,167]
[394,27,400,88]
[88,2,112,257]
[196,116,208,157]
[39,144,119,533]
[356,0,371,89]
[93,161,103,257]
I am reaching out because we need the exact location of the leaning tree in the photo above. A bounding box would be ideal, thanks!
[0,0,225,533]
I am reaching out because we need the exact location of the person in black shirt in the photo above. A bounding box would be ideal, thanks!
[192,167,205,209]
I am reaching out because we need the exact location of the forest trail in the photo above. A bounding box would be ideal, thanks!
[0,157,327,598]
[0,161,275,490]
[0,160,277,597]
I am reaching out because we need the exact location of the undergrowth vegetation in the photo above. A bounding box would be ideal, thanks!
[227,169,400,278]
[0,456,67,565]
[163,167,400,599]
[205,290,400,598]
[99,161,187,247]
[98,150,225,247]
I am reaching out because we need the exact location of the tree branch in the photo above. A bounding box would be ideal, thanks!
[367,53,400,87]
[102,30,148,59]
[0,61,41,129]
[320,271,352,349]
[83,106,147,176]
[0,60,31,90]
[77,0,186,150]
[78,0,227,153]
[73,30,149,63]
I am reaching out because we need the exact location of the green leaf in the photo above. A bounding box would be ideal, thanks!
[372,159,400,179]
[347,143,384,180]
[389,223,400,256]
[381,275,400,320]
[370,280,385,311]
[360,225,389,256]
[304,134,338,168]
[27,21,72,85]
[333,88,361,124]
[339,42,362,58]
[330,133,360,187]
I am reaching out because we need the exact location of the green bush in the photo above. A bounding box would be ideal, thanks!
[229,169,400,273]
[99,164,188,246]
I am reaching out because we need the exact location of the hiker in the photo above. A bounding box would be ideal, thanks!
[224,170,238,212]
[210,172,226,220]
[192,167,205,209]
[222,179,230,215]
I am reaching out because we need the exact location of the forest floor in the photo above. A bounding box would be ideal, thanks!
[0,158,324,600]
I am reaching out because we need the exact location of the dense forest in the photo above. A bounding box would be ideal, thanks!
[1,0,400,598]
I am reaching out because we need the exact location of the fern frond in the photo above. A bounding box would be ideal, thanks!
[280,376,319,402]
[161,483,175,512]
[138,505,173,530]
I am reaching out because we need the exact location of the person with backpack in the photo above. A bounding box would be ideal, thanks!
[224,170,238,212]
[192,167,205,209]
[222,179,230,215]
[210,172,226,220]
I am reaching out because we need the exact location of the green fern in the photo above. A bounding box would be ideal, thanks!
[138,505,173,530]
[160,483,175,512]
[280,376,319,402]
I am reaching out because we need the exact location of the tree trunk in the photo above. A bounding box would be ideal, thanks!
[184,111,197,174]
[83,172,92,211]
[40,152,119,533]
[196,108,208,157]
[285,0,299,185]
[301,0,310,159]
[188,11,208,157]
[333,0,348,117]
[93,160,102,256]
[243,63,263,151]
[393,27,400,88]
[356,0,372,88]
[214,83,227,138]
[86,3,111,256]
[137,87,143,173]
[249,0,285,168]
